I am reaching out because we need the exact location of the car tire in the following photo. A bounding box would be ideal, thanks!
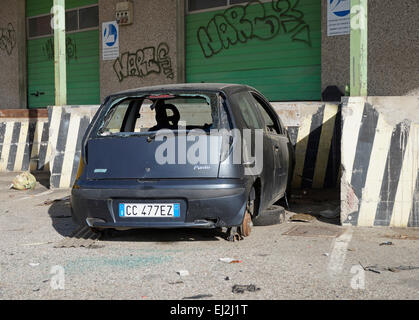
[253,205,285,226]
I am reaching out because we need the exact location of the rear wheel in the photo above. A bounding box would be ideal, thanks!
[226,190,256,241]
[239,198,254,237]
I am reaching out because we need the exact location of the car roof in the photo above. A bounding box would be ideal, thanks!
[109,83,257,98]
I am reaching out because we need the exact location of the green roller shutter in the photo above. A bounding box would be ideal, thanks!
[26,0,99,108]
[186,0,321,101]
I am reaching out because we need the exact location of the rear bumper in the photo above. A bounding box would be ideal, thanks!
[71,178,248,230]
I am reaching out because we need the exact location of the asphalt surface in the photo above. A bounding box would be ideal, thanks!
[0,172,418,300]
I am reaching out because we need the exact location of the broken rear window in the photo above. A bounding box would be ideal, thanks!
[96,94,220,136]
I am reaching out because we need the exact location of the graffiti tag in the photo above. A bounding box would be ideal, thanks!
[197,0,312,58]
[0,23,16,55]
[113,42,174,82]
[43,37,78,61]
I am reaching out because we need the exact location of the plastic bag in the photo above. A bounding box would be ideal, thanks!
[11,172,37,190]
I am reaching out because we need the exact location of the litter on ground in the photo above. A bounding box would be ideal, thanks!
[10,172,36,190]
[232,284,261,294]
[290,213,316,222]
[176,270,189,277]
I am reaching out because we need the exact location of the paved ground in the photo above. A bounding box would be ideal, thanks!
[0,172,418,300]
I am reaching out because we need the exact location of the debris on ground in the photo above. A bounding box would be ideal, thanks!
[219,258,243,264]
[176,270,189,277]
[379,241,394,246]
[38,196,70,206]
[87,244,105,249]
[225,276,230,281]
[347,248,356,251]
[168,281,184,285]
[290,213,316,222]
[358,261,380,274]
[360,262,419,274]
[21,242,53,246]
[54,226,101,248]
[319,207,340,219]
[282,224,342,238]
[10,172,37,190]
[389,266,419,272]
[183,294,213,299]
[323,253,329,257]
[384,234,419,240]
[232,284,261,294]
[226,226,243,242]
[29,263,39,267]
[364,266,381,274]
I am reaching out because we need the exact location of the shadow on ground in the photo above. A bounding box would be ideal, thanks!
[278,188,341,225]
[31,171,50,189]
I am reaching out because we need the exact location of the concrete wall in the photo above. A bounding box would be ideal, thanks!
[341,96,419,227]
[0,110,49,172]
[321,0,349,96]
[48,105,99,189]
[0,0,26,109]
[321,0,419,96]
[273,102,341,190]
[99,0,179,102]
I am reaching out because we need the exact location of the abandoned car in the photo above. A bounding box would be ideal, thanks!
[71,83,294,239]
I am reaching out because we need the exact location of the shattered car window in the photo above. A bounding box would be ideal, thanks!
[97,94,219,136]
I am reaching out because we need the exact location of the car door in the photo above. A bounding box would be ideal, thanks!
[249,92,289,199]
[228,91,275,210]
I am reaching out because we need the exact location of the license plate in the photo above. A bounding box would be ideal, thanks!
[118,203,180,218]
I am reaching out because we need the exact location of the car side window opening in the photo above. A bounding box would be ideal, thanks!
[232,92,263,130]
[250,93,282,135]
[135,99,157,132]
[97,95,216,136]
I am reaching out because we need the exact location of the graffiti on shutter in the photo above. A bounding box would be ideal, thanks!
[197,0,312,58]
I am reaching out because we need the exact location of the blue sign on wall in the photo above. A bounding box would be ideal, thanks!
[328,0,351,36]
[102,21,119,60]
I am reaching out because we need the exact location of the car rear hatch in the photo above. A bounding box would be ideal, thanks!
[86,133,224,179]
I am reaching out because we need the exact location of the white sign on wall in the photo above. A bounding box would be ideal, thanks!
[102,21,119,60]
[327,0,351,36]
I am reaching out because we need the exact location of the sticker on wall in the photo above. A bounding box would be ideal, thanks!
[327,0,351,36]
[102,21,119,60]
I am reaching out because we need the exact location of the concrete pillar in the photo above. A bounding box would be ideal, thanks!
[176,0,186,83]
[53,0,67,105]
[350,0,368,96]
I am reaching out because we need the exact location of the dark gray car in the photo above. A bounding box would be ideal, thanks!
[71,83,294,240]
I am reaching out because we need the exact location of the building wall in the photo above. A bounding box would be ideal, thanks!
[321,0,349,96]
[0,0,26,109]
[322,0,419,96]
[368,0,419,96]
[99,0,179,102]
